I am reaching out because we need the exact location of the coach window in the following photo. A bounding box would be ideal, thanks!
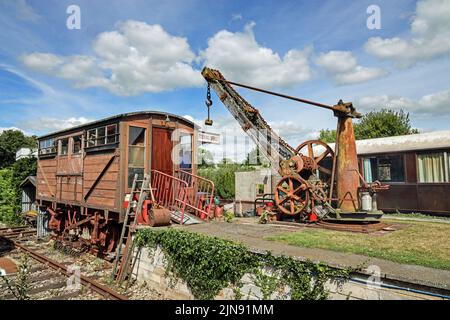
[73,135,82,154]
[39,138,56,155]
[59,138,69,156]
[179,133,193,171]
[128,126,146,187]
[363,154,405,183]
[107,124,118,144]
[417,152,449,183]
[86,124,118,148]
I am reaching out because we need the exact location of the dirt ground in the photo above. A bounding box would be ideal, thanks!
[178,217,450,291]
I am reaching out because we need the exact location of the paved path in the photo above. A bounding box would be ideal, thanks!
[179,219,450,292]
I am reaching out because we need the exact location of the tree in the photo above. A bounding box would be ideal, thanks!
[198,148,214,168]
[11,157,37,206]
[0,168,21,225]
[318,129,337,144]
[198,163,254,199]
[318,109,418,143]
[244,147,270,166]
[0,130,37,168]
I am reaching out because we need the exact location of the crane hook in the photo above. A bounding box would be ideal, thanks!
[205,83,213,126]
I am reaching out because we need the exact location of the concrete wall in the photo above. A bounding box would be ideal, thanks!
[234,169,282,216]
[132,246,438,300]
[235,169,273,202]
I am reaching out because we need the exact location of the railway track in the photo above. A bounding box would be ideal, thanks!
[0,226,37,240]
[0,229,128,300]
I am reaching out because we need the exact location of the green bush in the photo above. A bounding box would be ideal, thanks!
[135,228,353,300]
[0,168,22,226]
[198,163,254,199]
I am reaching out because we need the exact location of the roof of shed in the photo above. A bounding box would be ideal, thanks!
[38,111,196,139]
[19,175,36,188]
[323,130,450,155]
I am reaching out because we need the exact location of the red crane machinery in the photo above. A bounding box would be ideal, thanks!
[201,67,388,223]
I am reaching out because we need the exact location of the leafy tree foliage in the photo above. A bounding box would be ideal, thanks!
[0,168,21,225]
[0,130,37,168]
[318,129,337,144]
[11,157,37,205]
[319,109,419,143]
[244,147,270,166]
[198,162,254,199]
[198,148,214,168]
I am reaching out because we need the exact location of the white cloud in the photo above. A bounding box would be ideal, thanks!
[20,117,93,132]
[185,113,317,163]
[20,20,203,96]
[0,126,28,135]
[200,22,312,88]
[0,0,40,23]
[357,88,450,115]
[315,51,387,85]
[365,0,450,66]
[231,13,243,21]
[20,53,63,73]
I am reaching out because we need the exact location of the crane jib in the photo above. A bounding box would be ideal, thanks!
[206,78,295,165]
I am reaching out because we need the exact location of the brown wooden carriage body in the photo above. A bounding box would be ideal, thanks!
[36,111,198,248]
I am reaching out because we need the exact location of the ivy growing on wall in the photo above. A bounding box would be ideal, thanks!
[135,228,354,300]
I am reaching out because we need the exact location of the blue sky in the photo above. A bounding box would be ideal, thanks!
[1,0,449,161]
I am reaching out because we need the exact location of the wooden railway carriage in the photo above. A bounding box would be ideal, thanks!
[36,111,198,254]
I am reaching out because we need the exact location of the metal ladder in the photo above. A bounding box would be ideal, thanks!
[111,173,151,283]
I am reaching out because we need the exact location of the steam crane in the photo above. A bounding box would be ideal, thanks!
[201,67,387,222]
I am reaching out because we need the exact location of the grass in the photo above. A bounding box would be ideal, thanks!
[266,219,450,270]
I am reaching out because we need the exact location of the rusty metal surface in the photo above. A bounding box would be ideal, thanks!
[313,220,390,233]
[0,257,17,274]
[335,116,360,212]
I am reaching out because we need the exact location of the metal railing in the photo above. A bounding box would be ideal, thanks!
[176,170,215,220]
[151,170,188,224]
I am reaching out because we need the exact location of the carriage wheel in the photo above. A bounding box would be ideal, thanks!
[275,176,310,215]
[295,140,335,180]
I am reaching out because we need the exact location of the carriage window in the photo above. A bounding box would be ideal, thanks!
[417,152,449,183]
[179,134,192,170]
[107,125,118,144]
[86,124,118,148]
[87,129,97,147]
[97,127,106,144]
[59,138,69,155]
[363,154,405,183]
[73,135,82,154]
[128,126,146,187]
[39,138,56,155]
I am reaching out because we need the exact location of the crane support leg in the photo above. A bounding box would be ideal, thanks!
[336,116,359,212]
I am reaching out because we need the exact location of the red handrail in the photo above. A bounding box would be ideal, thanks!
[151,170,188,224]
[176,169,215,220]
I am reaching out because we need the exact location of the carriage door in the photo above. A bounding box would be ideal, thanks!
[151,127,173,176]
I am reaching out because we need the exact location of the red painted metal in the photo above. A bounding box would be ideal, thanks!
[151,169,188,224]
[176,170,215,221]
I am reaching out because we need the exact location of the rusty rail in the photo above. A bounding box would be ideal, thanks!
[13,242,128,300]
